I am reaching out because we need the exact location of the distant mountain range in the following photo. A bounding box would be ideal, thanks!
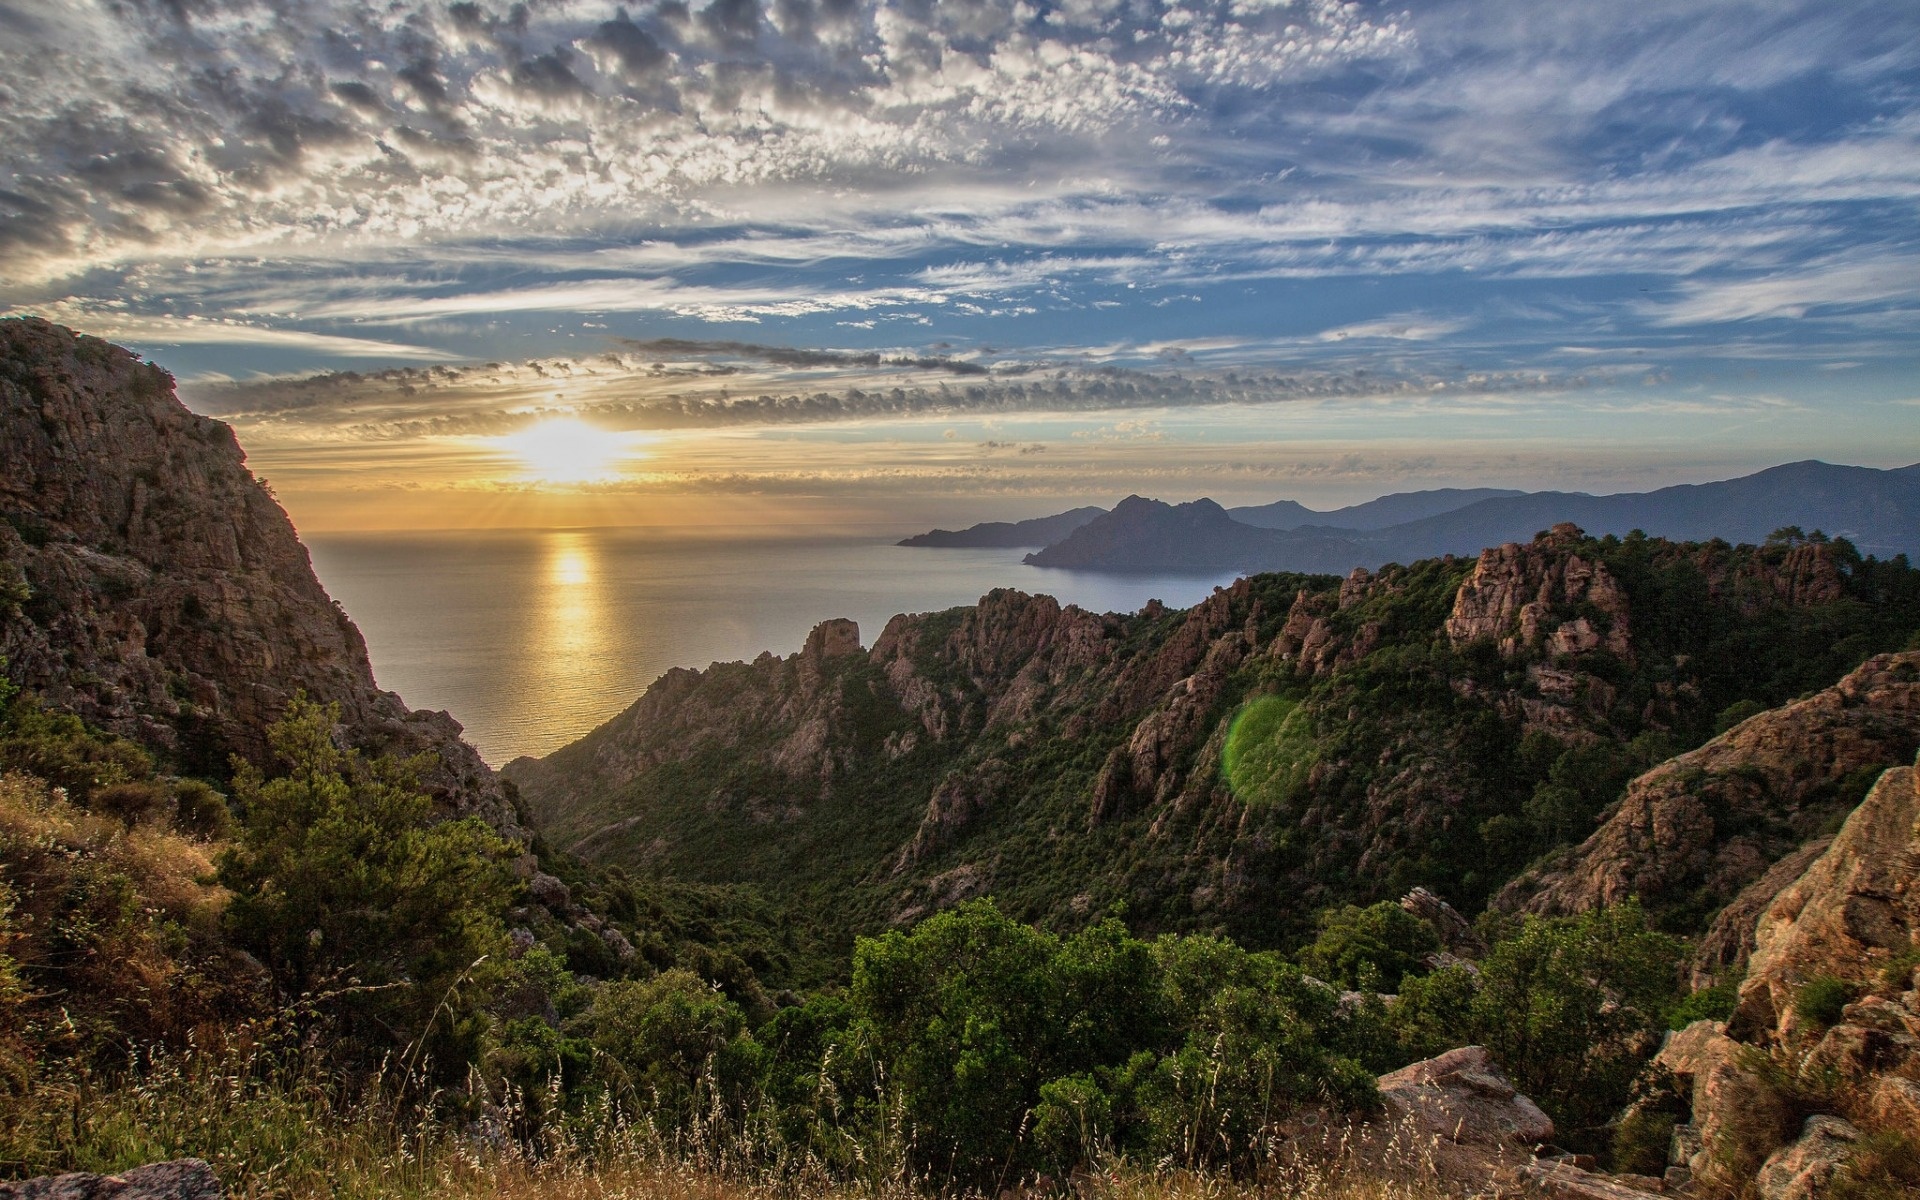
[901,462,1920,574]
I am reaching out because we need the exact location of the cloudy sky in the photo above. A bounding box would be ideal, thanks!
[3,0,1917,531]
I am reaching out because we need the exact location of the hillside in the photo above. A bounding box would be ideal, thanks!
[508,522,1920,955]
[0,318,515,833]
[1229,486,1526,530]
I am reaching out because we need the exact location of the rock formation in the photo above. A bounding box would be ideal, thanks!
[0,1159,223,1199]
[509,513,1920,944]
[1635,754,1920,1197]
[1734,755,1920,1044]
[1444,524,1633,660]
[1499,652,1920,954]
[0,318,517,834]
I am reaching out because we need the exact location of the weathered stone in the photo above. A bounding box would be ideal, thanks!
[1521,1160,1666,1198]
[0,318,517,835]
[1735,759,1920,1042]
[1402,885,1489,957]
[1445,528,1632,661]
[1377,1045,1555,1148]
[1499,656,1920,924]
[0,1159,223,1199]
[1692,1051,1795,1188]
[1867,1074,1920,1141]
[1654,1020,1737,1091]
[1753,1115,1860,1200]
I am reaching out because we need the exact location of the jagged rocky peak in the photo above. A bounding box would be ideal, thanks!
[1445,523,1633,659]
[0,318,517,834]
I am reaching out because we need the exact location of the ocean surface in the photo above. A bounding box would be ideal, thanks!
[304,528,1238,766]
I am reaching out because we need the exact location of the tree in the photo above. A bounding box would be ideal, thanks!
[217,695,517,1068]
[1390,901,1682,1142]
[1297,901,1440,992]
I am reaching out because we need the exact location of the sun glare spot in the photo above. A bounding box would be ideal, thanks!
[500,418,627,484]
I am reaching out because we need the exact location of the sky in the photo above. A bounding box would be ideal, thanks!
[2,0,1917,532]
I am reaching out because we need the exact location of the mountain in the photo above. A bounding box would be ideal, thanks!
[1230,487,1526,530]
[1024,462,1920,574]
[1021,495,1365,572]
[0,317,516,833]
[1367,460,1920,562]
[506,522,1920,953]
[898,506,1106,547]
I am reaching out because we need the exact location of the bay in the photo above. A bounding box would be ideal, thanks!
[304,527,1238,765]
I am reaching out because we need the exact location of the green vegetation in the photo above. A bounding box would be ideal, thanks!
[1793,974,1859,1030]
[517,531,1920,972]
[7,524,1920,1192]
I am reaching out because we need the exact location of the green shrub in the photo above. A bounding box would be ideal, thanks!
[217,695,517,1070]
[1667,980,1738,1029]
[1792,975,1856,1029]
[1611,1108,1677,1176]
[1297,901,1439,992]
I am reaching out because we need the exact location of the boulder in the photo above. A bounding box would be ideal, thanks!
[0,1160,223,1199]
[1378,1045,1556,1149]
[1521,1160,1667,1198]
[1867,1075,1920,1141]
[1753,1115,1861,1200]
[1401,886,1488,957]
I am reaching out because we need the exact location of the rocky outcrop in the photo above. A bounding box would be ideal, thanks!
[1401,886,1488,958]
[1690,838,1834,988]
[1637,757,1920,1197]
[1499,652,1920,927]
[1444,524,1632,660]
[1371,1046,1555,1189]
[510,502,1920,944]
[0,319,515,834]
[1734,756,1920,1043]
[0,1160,223,1199]
[1754,1115,1862,1200]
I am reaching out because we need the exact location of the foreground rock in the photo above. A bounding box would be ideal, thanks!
[0,318,517,834]
[1735,755,1920,1044]
[1633,754,1920,1196]
[1372,1046,1553,1189]
[0,1160,222,1199]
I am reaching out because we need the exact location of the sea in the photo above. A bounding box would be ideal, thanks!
[304,527,1238,766]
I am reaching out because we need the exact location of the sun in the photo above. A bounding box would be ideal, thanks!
[499,418,625,484]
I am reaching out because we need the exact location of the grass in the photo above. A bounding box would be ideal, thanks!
[0,1027,1456,1200]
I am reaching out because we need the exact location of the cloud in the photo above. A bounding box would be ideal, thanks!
[2,304,459,359]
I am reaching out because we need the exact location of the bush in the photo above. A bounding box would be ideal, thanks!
[1793,975,1856,1030]
[1611,1107,1677,1176]
[590,968,754,1124]
[1297,901,1439,992]
[1667,981,1738,1029]
[217,695,517,1069]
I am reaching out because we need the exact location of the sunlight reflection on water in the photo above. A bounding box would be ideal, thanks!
[307,528,1238,765]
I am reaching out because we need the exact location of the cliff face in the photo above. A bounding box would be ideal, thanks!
[509,521,1920,944]
[0,319,516,833]
[1497,652,1920,937]
[1650,757,1920,1192]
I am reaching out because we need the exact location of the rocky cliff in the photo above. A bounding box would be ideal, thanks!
[1498,651,1920,958]
[0,318,517,833]
[508,521,1920,946]
[1644,755,1920,1196]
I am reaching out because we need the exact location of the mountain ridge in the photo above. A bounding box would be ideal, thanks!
[1011,460,1920,574]
[0,317,519,834]
[507,521,1920,954]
